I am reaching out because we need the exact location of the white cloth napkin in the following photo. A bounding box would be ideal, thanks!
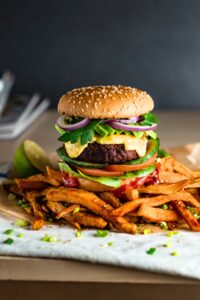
[0,215,199,280]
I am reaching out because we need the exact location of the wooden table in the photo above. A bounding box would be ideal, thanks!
[1,110,200,300]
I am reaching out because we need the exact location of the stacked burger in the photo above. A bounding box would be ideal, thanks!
[56,85,160,195]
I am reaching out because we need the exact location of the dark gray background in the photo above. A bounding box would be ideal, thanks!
[0,0,200,109]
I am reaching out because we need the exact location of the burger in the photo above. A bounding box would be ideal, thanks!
[55,85,160,196]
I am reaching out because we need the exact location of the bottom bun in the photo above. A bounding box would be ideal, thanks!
[78,178,116,192]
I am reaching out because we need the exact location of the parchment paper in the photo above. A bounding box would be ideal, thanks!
[1,143,200,280]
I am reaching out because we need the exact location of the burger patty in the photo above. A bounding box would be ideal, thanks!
[77,143,138,164]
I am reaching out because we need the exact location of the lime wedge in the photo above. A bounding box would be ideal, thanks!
[13,143,38,177]
[24,140,51,172]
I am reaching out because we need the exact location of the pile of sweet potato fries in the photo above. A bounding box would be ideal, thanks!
[4,157,200,234]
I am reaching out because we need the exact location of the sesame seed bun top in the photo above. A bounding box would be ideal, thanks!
[57,85,154,119]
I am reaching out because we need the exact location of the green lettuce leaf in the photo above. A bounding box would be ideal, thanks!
[59,162,121,188]
[59,162,156,188]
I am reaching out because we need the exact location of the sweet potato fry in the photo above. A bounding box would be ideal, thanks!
[25,191,44,218]
[25,191,45,230]
[32,216,44,230]
[173,160,195,178]
[46,187,113,219]
[3,183,24,196]
[137,204,180,222]
[160,156,175,172]
[72,212,107,229]
[172,200,200,232]
[112,191,200,217]
[15,179,48,191]
[99,192,121,208]
[159,170,188,183]
[138,180,192,195]
[56,204,80,219]
[125,187,139,201]
[28,174,61,186]
[46,166,63,183]
[15,174,61,192]
[192,170,200,178]
[47,201,81,229]
[47,201,107,229]
[111,216,137,234]
[183,178,200,189]
[46,188,137,233]
[137,224,163,234]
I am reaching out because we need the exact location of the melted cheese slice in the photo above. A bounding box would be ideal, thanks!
[65,135,148,158]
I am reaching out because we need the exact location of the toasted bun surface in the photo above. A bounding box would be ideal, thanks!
[58,85,154,119]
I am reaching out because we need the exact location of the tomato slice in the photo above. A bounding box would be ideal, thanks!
[76,167,124,177]
[105,153,157,172]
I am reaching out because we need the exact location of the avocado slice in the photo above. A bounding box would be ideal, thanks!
[57,147,107,168]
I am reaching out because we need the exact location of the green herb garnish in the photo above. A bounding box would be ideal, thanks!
[171,251,179,256]
[41,234,58,243]
[143,229,151,235]
[162,204,169,210]
[167,231,179,237]
[164,241,172,248]
[107,242,114,246]
[3,238,14,245]
[146,247,157,255]
[75,230,82,238]
[160,222,168,230]
[73,207,80,214]
[96,230,108,238]
[4,229,14,235]
[15,219,29,227]
[17,233,24,238]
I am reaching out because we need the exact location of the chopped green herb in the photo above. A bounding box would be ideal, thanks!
[3,238,14,245]
[164,241,172,248]
[4,229,14,235]
[167,231,179,237]
[162,204,169,210]
[171,251,179,256]
[17,199,30,209]
[187,206,200,219]
[73,207,80,214]
[143,229,151,235]
[187,206,196,214]
[194,213,200,219]
[75,230,82,238]
[96,230,108,238]
[15,219,29,227]
[146,247,156,255]
[41,234,58,243]
[160,222,168,230]
[17,199,24,207]
[17,233,24,238]
[107,242,114,246]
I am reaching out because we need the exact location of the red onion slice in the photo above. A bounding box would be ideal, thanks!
[108,121,158,132]
[104,116,140,124]
[56,115,90,131]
